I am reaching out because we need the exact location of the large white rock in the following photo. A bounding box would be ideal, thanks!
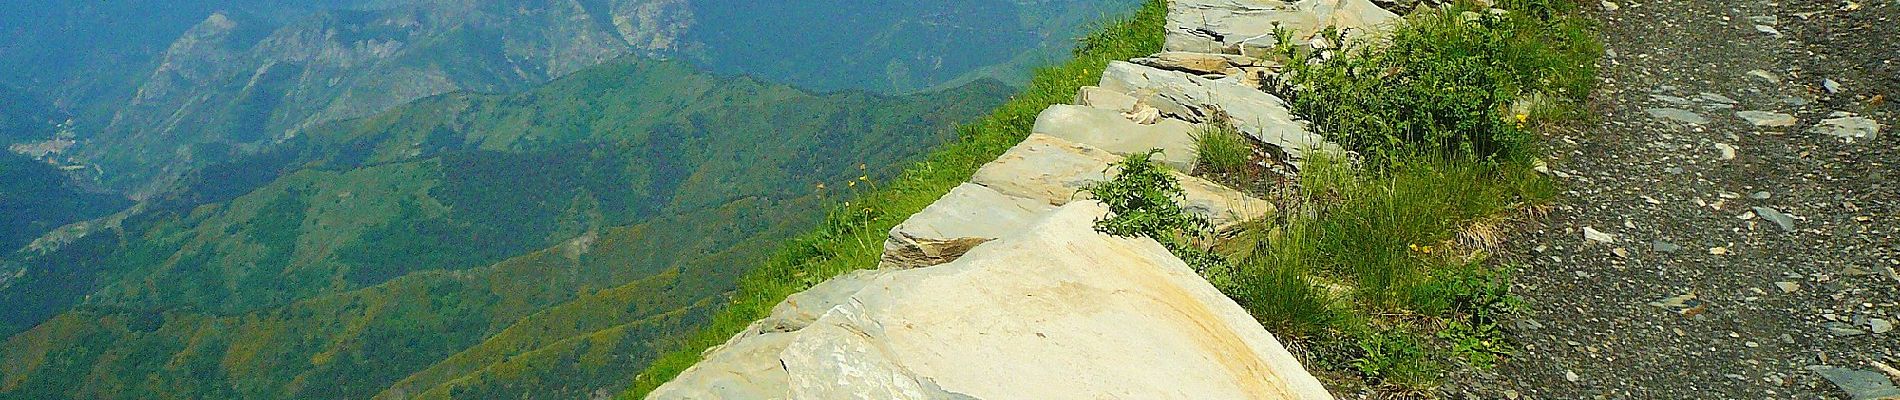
[1099,61,1337,161]
[879,183,1058,270]
[970,133,1271,230]
[1166,0,1401,55]
[1032,104,1201,171]
[652,202,1334,400]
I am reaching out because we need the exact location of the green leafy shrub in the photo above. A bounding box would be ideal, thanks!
[1269,1,1600,165]
[1083,150,1234,275]
[1085,150,1212,240]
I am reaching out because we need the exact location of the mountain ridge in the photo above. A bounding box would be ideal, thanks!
[0,56,1013,399]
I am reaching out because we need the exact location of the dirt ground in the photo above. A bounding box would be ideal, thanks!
[1446,0,1900,398]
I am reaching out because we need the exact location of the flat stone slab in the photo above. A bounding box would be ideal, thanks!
[1814,114,1883,142]
[879,183,1058,270]
[654,202,1334,400]
[1032,104,1200,171]
[972,134,1270,229]
[1099,61,1336,161]
[970,133,1124,206]
[1646,107,1709,125]
[1076,86,1139,112]
[1166,0,1399,55]
[1735,110,1796,127]
[1131,51,1267,77]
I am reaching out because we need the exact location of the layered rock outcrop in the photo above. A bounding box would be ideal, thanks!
[1166,0,1400,55]
[651,203,1332,400]
[650,1,1405,398]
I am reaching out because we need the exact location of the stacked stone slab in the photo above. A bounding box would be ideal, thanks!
[1166,0,1401,57]
[648,1,1404,398]
[650,203,1334,400]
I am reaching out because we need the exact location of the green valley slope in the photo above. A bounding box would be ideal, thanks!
[0,58,1009,399]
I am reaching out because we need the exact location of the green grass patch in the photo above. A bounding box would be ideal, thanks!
[617,2,1167,397]
[1178,0,1596,394]
[1252,0,1593,393]
[1192,122,1251,174]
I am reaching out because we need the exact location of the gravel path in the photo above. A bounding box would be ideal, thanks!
[1450,0,1899,398]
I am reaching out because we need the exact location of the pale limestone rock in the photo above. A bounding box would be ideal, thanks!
[1814,115,1884,142]
[879,183,1057,270]
[648,270,895,400]
[1099,61,1337,161]
[1166,0,1400,55]
[970,134,1271,230]
[1131,51,1267,77]
[654,202,1333,400]
[969,133,1123,206]
[1031,104,1201,171]
[1735,110,1796,127]
[1075,86,1139,112]
[645,330,795,400]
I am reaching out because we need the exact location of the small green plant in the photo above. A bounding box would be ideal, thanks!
[1191,122,1251,174]
[1350,328,1440,391]
[1085,150,1210,239]
[1083,150,1233,275]
[1418,261,1523,369]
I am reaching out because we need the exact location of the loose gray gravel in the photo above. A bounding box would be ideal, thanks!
[1447,0,1899,398]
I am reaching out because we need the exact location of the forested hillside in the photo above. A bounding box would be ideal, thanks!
[0,58,1009,399]
[0,86,127,257]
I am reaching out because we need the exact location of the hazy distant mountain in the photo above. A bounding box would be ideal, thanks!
[2,0,1136,196]
[0,2,1136,398]
[0,86,128,255]
[0,58,1010,398]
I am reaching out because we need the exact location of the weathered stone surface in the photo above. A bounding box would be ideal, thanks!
[1645,107,1709,125]
[1075,86,1139,112]
[646,330,798,400]
[1735,110,1797,127]
[655,202,1333,400]
[1099,61,1336,161]
[761,270,895,332]
[1032,104,1201,170]
[1808,366,1900,400]
[879,183,1058,270]
[1131,51,1266,77]
[1166,0,1400,55]
[971,134,1271,229]
[970,133,1123,206]
[1814,114,1884,142]
[648,269,896,400]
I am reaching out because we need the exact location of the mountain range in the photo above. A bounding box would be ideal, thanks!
[3,0,1139,195]
[0,58,1011,398]
[0,0,1140,398]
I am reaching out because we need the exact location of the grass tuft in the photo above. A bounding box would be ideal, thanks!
[1192,122,1252,174]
